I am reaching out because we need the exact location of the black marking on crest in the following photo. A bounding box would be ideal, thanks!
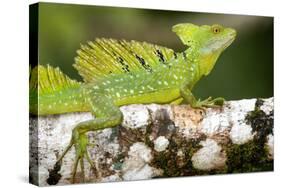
[117,57,130,73]
[173,52,177,59]
[135,54,153,72]
[117,57,124,63]
[156,49,165,62]
[112,51,117,56]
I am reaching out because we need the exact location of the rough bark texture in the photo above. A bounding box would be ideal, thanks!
[29,97,274,186]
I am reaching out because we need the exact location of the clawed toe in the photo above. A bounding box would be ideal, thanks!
[55,132,95,184]
[192,97,225,109]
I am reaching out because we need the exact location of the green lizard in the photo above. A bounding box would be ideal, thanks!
[29,23,236,183]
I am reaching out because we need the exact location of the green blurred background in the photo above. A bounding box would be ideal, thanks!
[37,2,273,100]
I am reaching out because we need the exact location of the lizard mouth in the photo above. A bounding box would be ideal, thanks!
[202,30,236,54]
[223,36,235,50]
[222,31,236,50]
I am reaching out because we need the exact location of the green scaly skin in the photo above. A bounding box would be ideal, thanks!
[30,23,236,183]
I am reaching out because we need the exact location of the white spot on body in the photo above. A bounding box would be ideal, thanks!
[164,81,169,86]
[147,85,154,90]
[116,92,121,98]
[173,74,178,80]
[130,89,134,94]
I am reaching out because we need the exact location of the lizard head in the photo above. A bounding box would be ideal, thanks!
[172,23,236,75]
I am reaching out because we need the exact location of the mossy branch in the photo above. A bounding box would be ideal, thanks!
[29,97,273,186]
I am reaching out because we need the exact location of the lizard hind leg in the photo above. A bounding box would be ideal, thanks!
[55,94,123,184]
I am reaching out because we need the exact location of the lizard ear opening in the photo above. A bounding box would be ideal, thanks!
[172,23,199,46]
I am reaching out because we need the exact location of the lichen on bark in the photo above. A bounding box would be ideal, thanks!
[29,98,274,186]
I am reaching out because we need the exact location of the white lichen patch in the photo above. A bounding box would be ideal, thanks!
[191,139,226,170]
[260,97,273,115]
[121,142,161,181]
[94,128,120,156]
[199,99,257,139]
[101,174,122,183]
[121,105,151,129]
[122,162,152,181]
[30,112,123,185]
[127,142,152,162]
[122,163,161,181]
[224,99,256,126]
[229,122,253,144]
[30,112,93,186]
[226,98,256,113]
[200,111,230,136]
[266,134,274,160]
[154,136,169,152]
[29,98,274,185]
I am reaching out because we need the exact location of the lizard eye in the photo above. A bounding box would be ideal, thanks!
[212,26,221,34]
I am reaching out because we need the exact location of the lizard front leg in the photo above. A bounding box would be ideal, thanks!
[55,95,123,183]
[180,81,224,108]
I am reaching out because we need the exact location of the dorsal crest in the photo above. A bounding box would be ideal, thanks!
[74,38,176,83]
[172,23,199,46]
[30,65,81,95]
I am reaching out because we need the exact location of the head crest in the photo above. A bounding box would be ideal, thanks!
[172,23,199,46]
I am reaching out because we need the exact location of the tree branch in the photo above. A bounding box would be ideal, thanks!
[29,97,273,186]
